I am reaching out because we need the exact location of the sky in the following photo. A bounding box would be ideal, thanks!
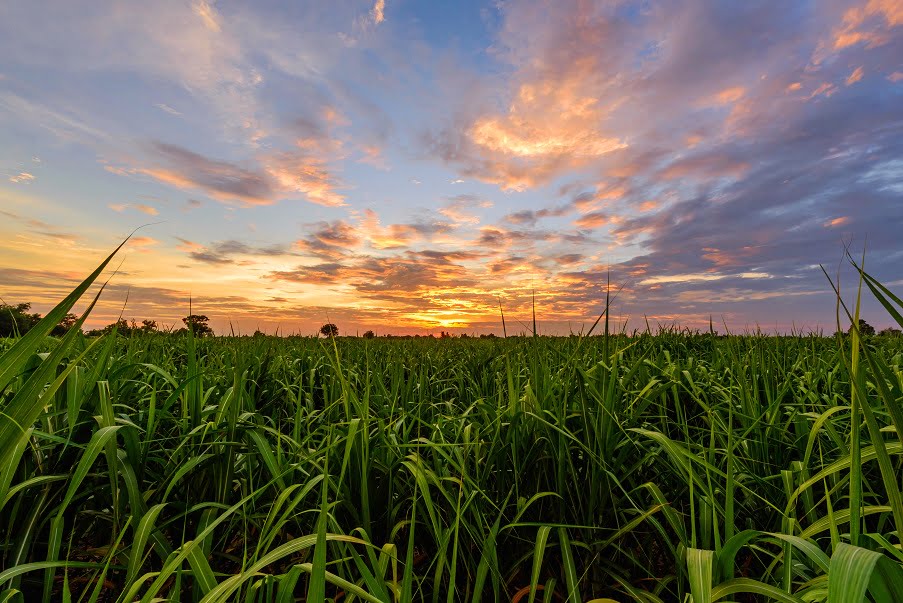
[1,0,902,335]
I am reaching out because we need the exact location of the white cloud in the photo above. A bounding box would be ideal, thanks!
[0,92,110,143]
[155,103,183,116]
[0,1,261,141]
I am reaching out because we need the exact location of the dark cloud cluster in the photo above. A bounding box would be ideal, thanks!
[178,238,294,265]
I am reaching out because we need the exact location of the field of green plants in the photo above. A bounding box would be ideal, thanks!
[1,245,902,602]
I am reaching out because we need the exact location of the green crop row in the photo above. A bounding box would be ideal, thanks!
[0,242,901,602]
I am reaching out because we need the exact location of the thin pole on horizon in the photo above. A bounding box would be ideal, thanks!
[531,288,539,337]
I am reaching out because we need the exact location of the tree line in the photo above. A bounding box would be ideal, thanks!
[0,303,214,337]
[4,303,902,339]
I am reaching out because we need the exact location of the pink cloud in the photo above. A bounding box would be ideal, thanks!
[846,66,865,85]
[108,203,159,215]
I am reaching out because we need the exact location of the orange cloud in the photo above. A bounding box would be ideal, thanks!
[888,71,903,82]
[686,134,704,147]
[825,216,850,227]
[549,254,582,268]
[470,109,625,159]
[264,155,345,207]
[786,82,802,92]
[833,0,903,50]
[438,195,493,225]
[192,0,222,33]
[135,152,275,205]
[135,204,159,216]
[437,16,630,193]
[806,83,837,100]
[571,183,628,213]
[708,86,746,105]
[292,220,363,260]
[371,0,385,25]
[9,172,35,183]
[700,246,760,269]
[175,238,204,252]
[846,66,864,85]
[362,210,409,249]
[129,236,159,248]
[139,168,198,192]
[359,209,451,250]
[574,212,608,229]
[103,165,133,176]
[124,141,346,207]
[312,221,360,248]
[358,144,387,169]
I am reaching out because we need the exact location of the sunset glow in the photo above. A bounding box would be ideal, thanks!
[1,0,902,334]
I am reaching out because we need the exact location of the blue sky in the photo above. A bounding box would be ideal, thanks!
[1,0,902,334]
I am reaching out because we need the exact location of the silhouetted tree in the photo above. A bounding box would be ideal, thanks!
[0,303,42,337]
[85,319,138,337]
[140,319,158,333]
[50,313,79,336]
[849,318,875,337]
[879,327,902,337]
[183,314,214,337]
[319,323,339,338]
[362,330,375,339]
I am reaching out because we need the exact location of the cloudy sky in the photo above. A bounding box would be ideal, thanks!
[1,0,902,335]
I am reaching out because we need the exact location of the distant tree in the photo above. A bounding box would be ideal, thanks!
[85,319,136,337]
[439,331,452,339]
[849,318,875,337]
[362,330,375,339]
[480,333,497,339]
[112,319,137,335]
[253,329,266,337]
[183,314,214,337]
[319,323,339,338]
[0,302,42,337]
[879,327,902,337]
[140,319,158,334]
[51,313,79,336]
